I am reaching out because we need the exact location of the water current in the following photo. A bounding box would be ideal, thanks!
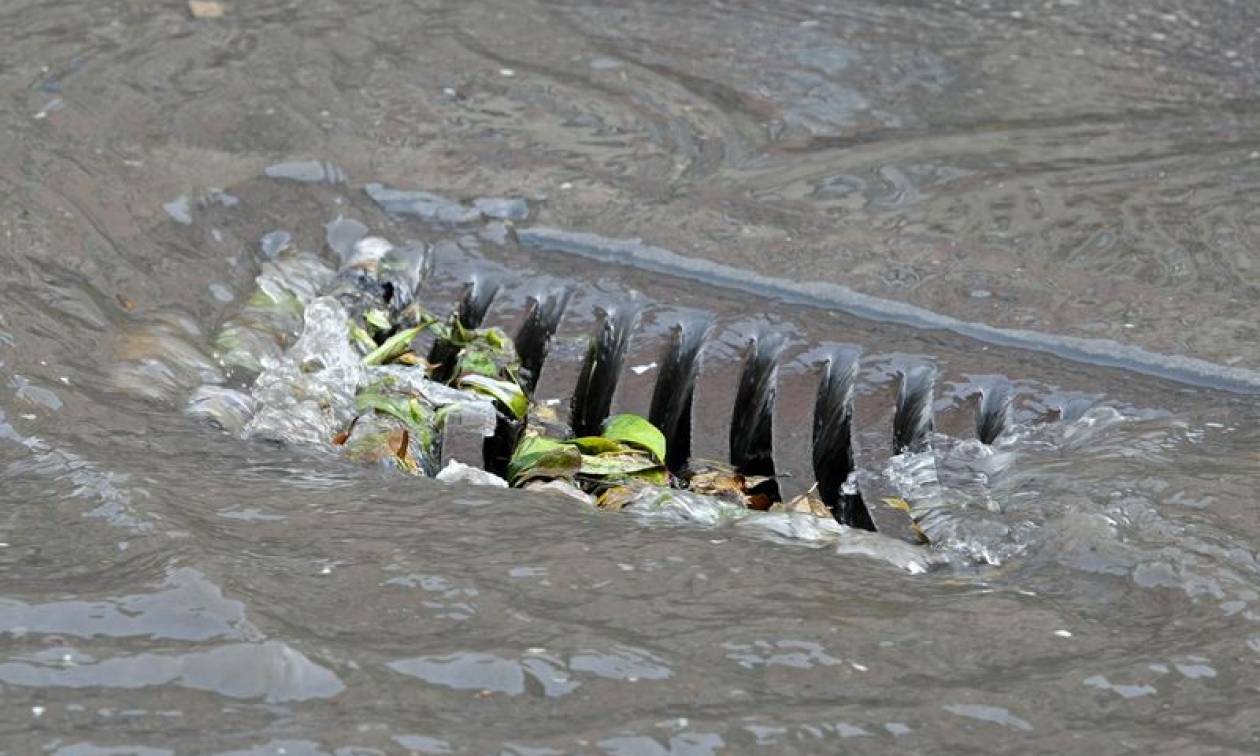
[2,0,1260,752]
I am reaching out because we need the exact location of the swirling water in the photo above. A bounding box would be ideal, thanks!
[2,0,1260,752]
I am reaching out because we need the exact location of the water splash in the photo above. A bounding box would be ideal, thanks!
[243,297,364,446]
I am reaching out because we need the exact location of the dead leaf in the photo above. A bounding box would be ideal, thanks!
[772,492,832,519]
[882,497,930,544]
[188,0,225,18]
[596,485,639,511]
[688,469,747,497]
[882,496,912,513]
[116,294,135,311]
[745,493,773,511]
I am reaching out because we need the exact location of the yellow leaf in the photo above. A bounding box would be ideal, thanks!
[882,497,912,513]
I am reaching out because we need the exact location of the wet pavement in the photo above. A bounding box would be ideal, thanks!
[2,0,1260,753]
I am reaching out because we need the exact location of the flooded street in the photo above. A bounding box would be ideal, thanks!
[2,0,1260,752]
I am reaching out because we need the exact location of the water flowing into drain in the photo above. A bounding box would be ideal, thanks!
[184,219,1091,551]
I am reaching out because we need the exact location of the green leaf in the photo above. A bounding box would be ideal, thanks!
[448,317,472,346]
[482,327,512,353]
[349,324,377,352]
[213,326,242,352]
[246,289,304,318]
[601,414,666,464]
[456,350,500,379]
[517,448,583,485]
[341,411,425,474]
[354,391,435,449]
[508,435,581,484]
[360,375,398,393]
[514,434,566,458]
[631,467,669,486]
[354,392,410,424]
[363,325,425,366]
[458,373,528,420]
[569,436,628,455]
[427,321,451,342]
[364,308,392,333]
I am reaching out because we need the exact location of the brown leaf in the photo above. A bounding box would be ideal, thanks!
[332,417,358,446]
[772,491,832,519]
[687,469,747,497]
[116,294,135,312]
[745,493,773,511]
[596,485,639,512]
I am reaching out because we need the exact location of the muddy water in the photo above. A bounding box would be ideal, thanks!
[3,0,1260,752]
